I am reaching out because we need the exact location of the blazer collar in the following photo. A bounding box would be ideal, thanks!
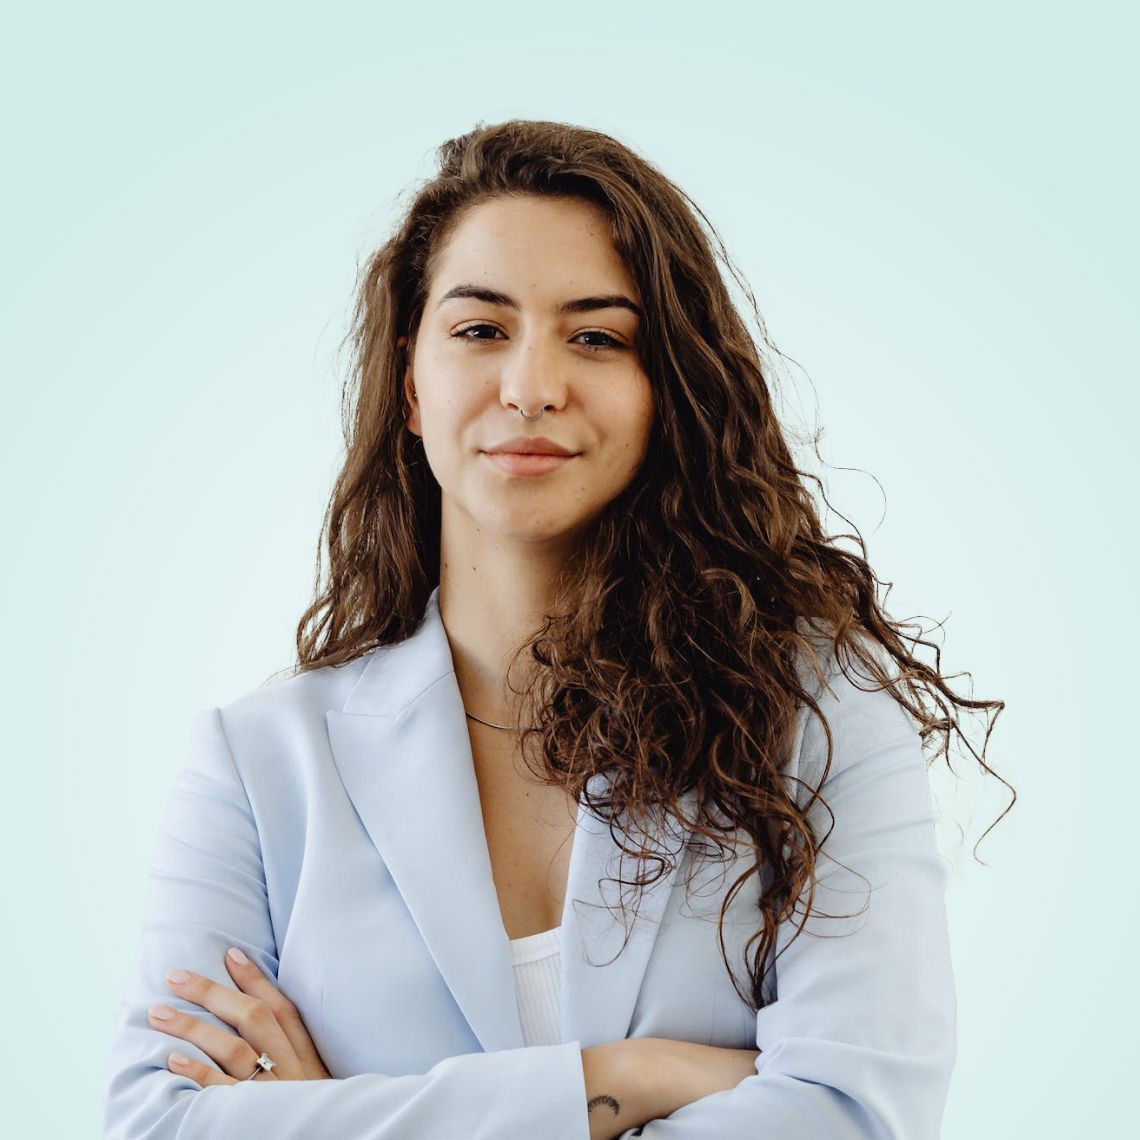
[326,585,696,1052]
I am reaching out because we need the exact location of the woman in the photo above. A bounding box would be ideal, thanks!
[102,119,1008,1140]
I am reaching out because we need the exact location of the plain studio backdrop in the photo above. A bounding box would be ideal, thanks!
[2,1,1134,1136]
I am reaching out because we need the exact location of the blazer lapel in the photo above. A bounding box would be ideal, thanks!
[326,587,697,1053]
[558,774,696,1048]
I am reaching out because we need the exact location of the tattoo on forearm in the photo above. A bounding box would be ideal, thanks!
[587,1093,621,1118]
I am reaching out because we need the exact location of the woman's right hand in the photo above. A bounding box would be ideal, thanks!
[582,1037,761,1140]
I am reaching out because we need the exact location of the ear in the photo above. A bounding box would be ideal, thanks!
[397,335,421,437]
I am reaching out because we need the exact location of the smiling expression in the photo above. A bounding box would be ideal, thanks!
[402,194,655,547]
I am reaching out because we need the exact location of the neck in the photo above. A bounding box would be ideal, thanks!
[437,521,577,726]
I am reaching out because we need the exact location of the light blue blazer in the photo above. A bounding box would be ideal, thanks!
[103,587,956,1139]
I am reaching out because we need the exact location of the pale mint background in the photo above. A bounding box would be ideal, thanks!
[2,1,1135,1136]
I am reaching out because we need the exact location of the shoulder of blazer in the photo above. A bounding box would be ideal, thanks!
[209,589,451,775]
[209,648,385,772]
[235,650,379,714]
[782,620,917,810]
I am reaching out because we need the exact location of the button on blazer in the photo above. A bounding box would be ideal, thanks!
[103,587,956,1139]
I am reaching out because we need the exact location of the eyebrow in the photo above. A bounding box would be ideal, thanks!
[435,283,643,320]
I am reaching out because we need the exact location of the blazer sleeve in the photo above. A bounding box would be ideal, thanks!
[102,707,591,1140]
[616,660,957,1140]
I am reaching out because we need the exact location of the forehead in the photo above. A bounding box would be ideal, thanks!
[428,195,637,300]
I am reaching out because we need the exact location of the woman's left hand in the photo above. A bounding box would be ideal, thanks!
[148,946,332,1086]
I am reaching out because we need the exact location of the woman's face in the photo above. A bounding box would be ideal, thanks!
[402,194,654,549]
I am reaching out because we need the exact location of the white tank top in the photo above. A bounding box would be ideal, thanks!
[508,924,562,1046]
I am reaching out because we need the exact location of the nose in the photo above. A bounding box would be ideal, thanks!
[498,333,569,418]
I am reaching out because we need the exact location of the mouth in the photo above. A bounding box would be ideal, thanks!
[481,451,578,477]
[483,435,577,457]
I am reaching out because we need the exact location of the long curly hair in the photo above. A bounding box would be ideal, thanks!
[290,118,1011,1014]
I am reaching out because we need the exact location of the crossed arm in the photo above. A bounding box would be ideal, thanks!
[103,666,955,1139]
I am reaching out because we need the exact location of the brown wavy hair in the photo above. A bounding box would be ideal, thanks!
[289,118,1011,1014]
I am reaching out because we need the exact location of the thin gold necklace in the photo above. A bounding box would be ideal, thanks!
[464,710,538,732]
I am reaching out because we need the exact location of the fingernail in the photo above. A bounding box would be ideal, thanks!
[227,946,249,965]
[169,1051,190,1067]
[166,968,191,984]
[149,1004,176,1020]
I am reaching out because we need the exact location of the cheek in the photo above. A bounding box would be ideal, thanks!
[614,391,654,468]
[417,390,476,448]
[591,421,651,497]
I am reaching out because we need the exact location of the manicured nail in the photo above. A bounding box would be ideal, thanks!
[227,946,249,965]
[169,1051,190,1067]
[166,968,191,984]
[149,1004,176,1020]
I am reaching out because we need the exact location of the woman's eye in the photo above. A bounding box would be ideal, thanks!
[450,324,625,353]
[452,323,504,343]
[575,330,625,352]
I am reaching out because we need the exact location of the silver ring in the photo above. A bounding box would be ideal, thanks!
[242,1051,277,1080]
[519,407,544,421]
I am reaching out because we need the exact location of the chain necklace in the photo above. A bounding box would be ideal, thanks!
[464,710,539,732]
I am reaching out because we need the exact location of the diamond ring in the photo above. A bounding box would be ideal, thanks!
[241,1051,277,1080]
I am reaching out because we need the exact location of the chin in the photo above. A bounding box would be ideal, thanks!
[474,506,585,544]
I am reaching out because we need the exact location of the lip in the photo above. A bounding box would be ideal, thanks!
[482,452,576,477]
[482,436,577,457]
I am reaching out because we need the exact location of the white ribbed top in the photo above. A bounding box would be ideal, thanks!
[508,924,563,1046]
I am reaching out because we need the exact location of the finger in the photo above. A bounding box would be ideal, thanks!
[149,1003,268,1081]
[224,947,328,1075]
[165,968,297,1077]
[167,1049,243,1088]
